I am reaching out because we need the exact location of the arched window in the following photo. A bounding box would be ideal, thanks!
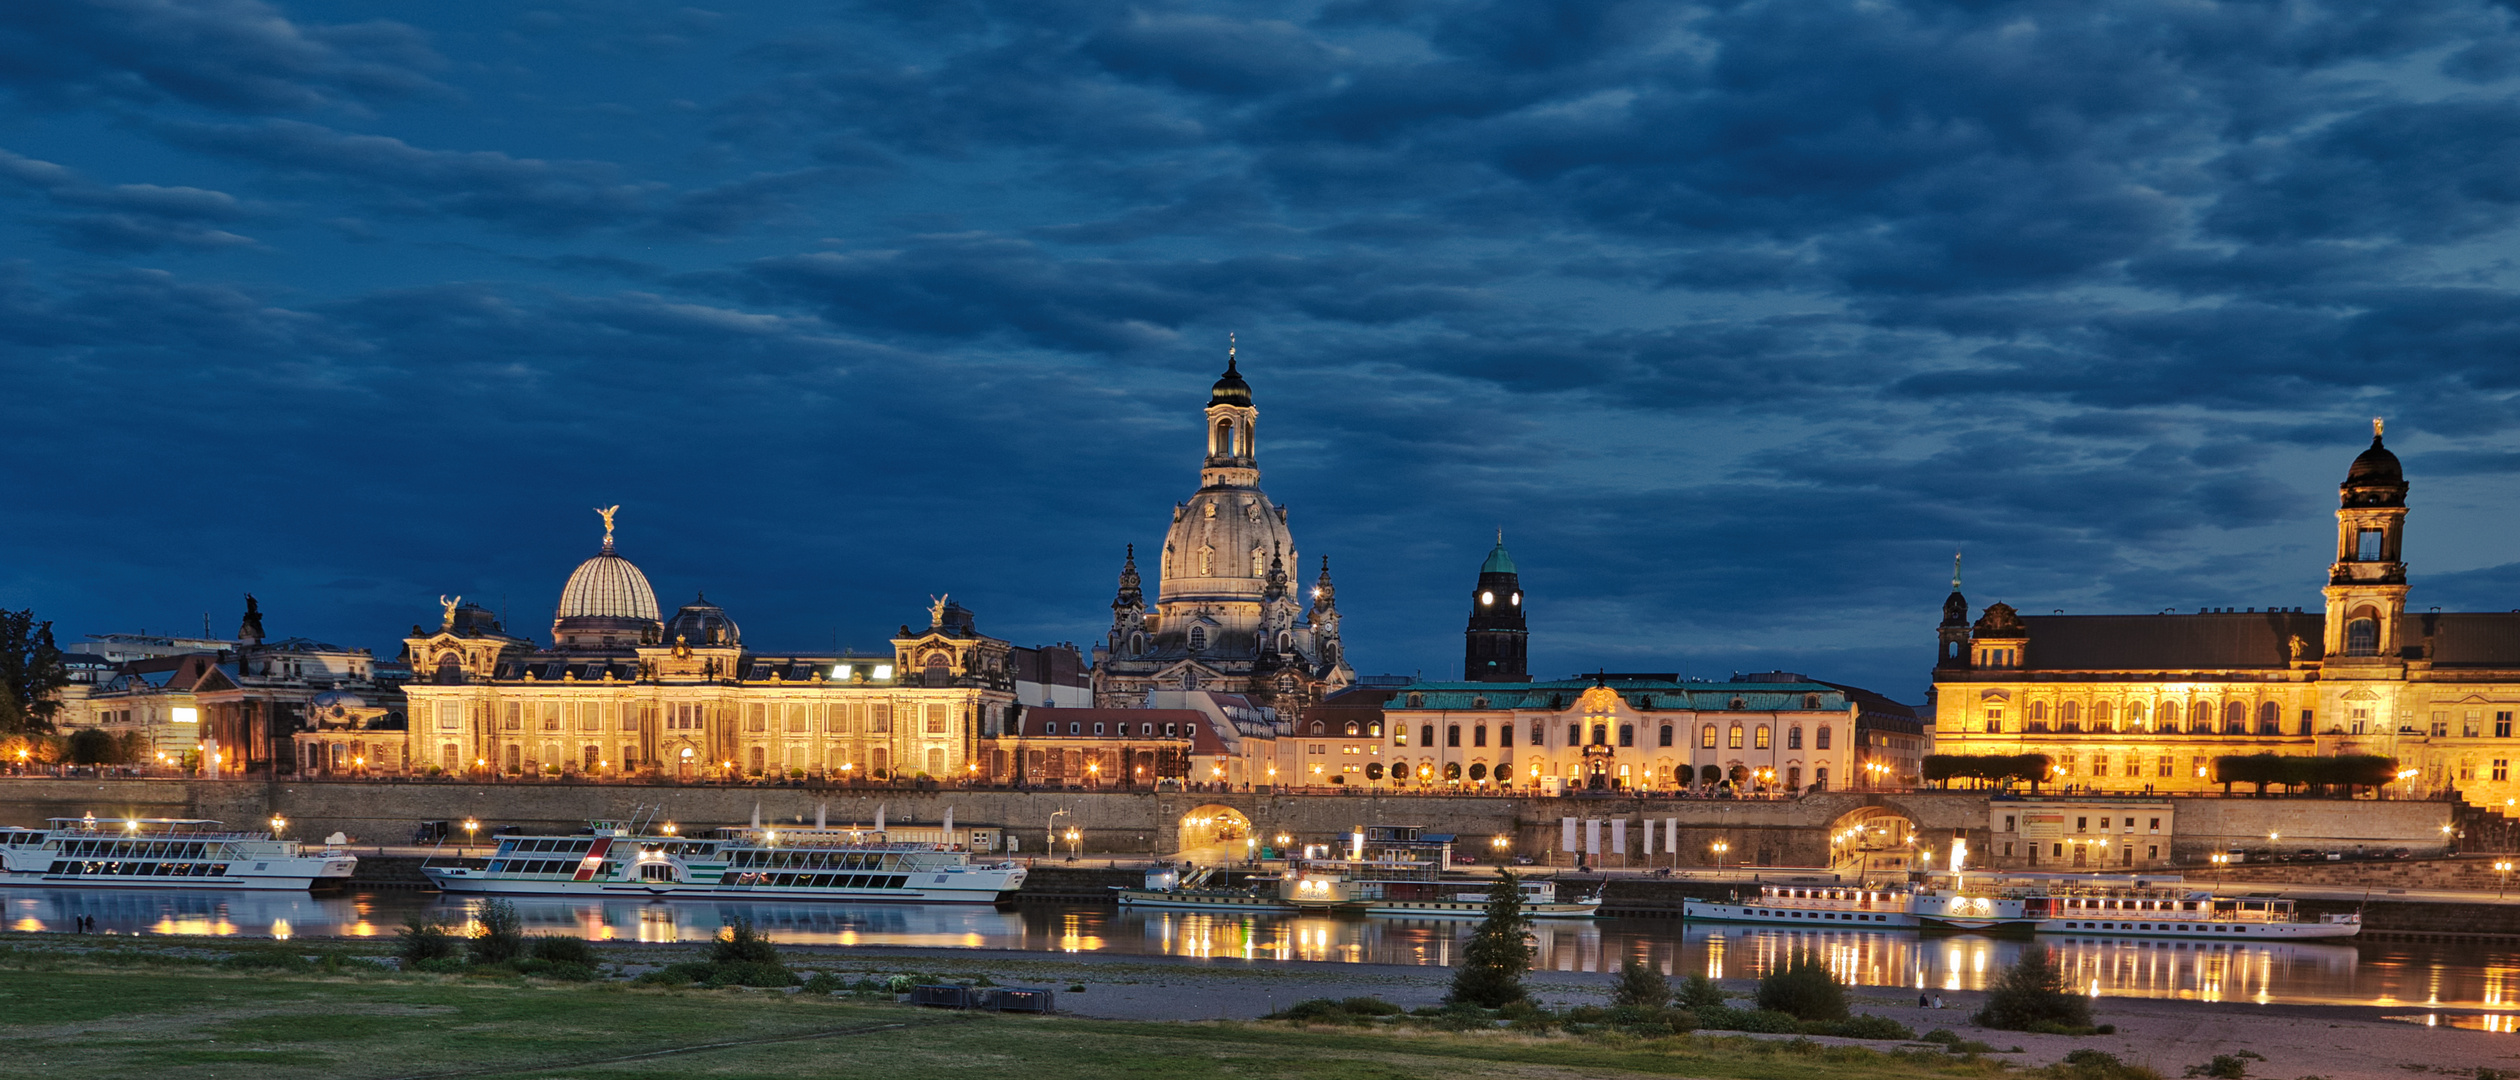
[1813,767,1828,790]
[2189,700,2212,733]
[1239,420,1253,458]
[1530,722,1544,746]
[1472,696,1488,709]
[1804,693,1822,708]
[2031,702,2048,721]
[1755,725,1771,750]
[1469,763,1488,781]
[1816,725,1831,750]
[2125,701,2145,731]
[2093,700,2113,730]
[1188,626,1208,652]
[1405,693,1423,708]
[2257,701,2282,734]
[1727,725,1743,749]
[1309,721,1325,735]
[2346,618,2379,656]
[1701,725,1717,748]
[1659,724,1674,746]
[1214,419,1234,456]
[1446,725,1461,747]
[1786,766,1801,791]
[1344,721,1360,736]
[1729,697,1746,710]
[2224,701,2248,734]
[2062,701,2080,722]
[1787,726,1803,749]
[1421,724,1435,747]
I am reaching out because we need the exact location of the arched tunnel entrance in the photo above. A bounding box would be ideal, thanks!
[1176,805,1252,865]
[1828,805,1921,882]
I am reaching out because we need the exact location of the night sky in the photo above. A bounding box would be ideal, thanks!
[6,1,2520,704]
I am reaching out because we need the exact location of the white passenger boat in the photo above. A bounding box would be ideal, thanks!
[422,822,1026,905]
[0,816,355,891]
[1684,873,2361,940]
[1118,825,1601,918]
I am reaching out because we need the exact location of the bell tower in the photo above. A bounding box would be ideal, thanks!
[1936,552,1971,670]
[1202,337,1258,491]
[2322,418,2410,664]
[1464,532,1528,682]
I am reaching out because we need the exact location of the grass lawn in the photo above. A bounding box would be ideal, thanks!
[0,938,2041,1080]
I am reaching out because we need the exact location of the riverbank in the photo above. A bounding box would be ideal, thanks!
[8,931,2511,1079]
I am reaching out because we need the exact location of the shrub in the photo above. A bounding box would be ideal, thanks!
[703,961,799,988]
[530,936,599,966]
[511,958,597,981]
[801,972,844,994]
[2187,1054,2249,1079]
[469,900,527,965]
[1339,996,1403,1016]
[710,919,782,966]
[396,916,460,965]
[1698,1005,1806,1033]
[1273,997,1403,1024]
[1609,959,1671,1009]
[1677,973,1728,1011]
[1755,950,1847,1021]
[1447,873,1533,1008]
[219,948,314,972]
[1821,1014,1916,1040]
[2057,1049,2166,1080]
[1976,948,2092,1032]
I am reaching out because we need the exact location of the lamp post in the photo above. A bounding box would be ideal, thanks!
[1711,839,1730,872]
[1064,827,1082,858]
[462,817,479,857]
[1491,834,1511,864]
[2497,860,2514,899]
[2210,852,2230,888]
[269,814,286,838]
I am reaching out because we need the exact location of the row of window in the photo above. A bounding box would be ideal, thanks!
[1030,720,1192,738]
[1399,693,1831,710]
[431,699,972,735]
[1394,722,1833,750]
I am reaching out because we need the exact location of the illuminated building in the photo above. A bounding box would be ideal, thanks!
[1932,423,2520,799]
[1092,347,1354,713]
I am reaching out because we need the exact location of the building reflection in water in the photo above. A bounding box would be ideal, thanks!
[8,886,2520,1011]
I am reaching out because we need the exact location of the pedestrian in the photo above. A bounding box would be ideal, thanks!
[1933,994,1945,1010]
[1918,992,1930,1008]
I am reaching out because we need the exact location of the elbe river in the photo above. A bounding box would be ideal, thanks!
[9,886,2520,1011]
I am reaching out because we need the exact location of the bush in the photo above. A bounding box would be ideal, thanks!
[710,918,783,966]
[511,958,597,981]
[1976,948,2092,1032]
[469,900,527,965]
[1820,1014,1916,1040]
[395,916,460,965]
[1677,973,1728,1011]
[1698,1005,1806,1033]
[2056,1049,2165,1080]
[219,948,313,972]
[1339,996,1403,1016]
[801,972,844,994]
[2187,1054,2250,1079]
[530,936,599,966]
[1272,997,1403,1024]
[703,961,799,988]
[1755,950,1847,1021]
[1609,959,1671,1009]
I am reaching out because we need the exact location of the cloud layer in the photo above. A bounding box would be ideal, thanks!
[6,0,2520,699]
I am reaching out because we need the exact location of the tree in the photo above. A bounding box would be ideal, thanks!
[1975,947,2091,1031]
[1609,958,1671,1009]
[1448,872,1532,1007]
[66,729,120,766]
[469,899,527,964]
[0,610,68,736]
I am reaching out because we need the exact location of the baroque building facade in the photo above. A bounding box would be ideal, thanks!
[392,512,1083,782]
[1092,349,1355,711]
[1931,424,2520,799]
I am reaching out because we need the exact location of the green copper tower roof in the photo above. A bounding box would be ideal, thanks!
[1480,532,1517,575]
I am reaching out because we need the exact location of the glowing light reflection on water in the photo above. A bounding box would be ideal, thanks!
[7,887,2517,1009]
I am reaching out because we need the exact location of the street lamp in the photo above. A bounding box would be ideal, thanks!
[2210,852,2230,887]
[462,818,479,856]
[2498,860,2515,899]
[269,814,286,837]
[1711,840,1730,871]
[1064,827,1082,857]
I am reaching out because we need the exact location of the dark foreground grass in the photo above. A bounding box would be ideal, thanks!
[0,940,2107,1080]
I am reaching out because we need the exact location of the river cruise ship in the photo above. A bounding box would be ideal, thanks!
[1117,825,1602,918]
[0,817,356,891]
[422,823,1026,904]
[1684,873,2361,940]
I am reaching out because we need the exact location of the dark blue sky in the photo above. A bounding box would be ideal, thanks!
[6,0,2520,703]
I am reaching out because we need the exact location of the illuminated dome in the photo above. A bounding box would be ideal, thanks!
[558,553,659,622]
[664,594,739,647]
[552,507,662,647]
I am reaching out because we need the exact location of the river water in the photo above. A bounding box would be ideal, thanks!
[9,887,2517,1011]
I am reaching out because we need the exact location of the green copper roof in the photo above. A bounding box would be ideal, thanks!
[1480,541,1517,575]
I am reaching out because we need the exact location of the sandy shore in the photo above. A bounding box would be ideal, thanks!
[746,943,2520,1080]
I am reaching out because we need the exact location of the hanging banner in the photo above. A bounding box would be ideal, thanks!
[1561,816,1577,852]
[1642,818,1655,856]
[1610,818,1626,857]
[1584,818,1602,855]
